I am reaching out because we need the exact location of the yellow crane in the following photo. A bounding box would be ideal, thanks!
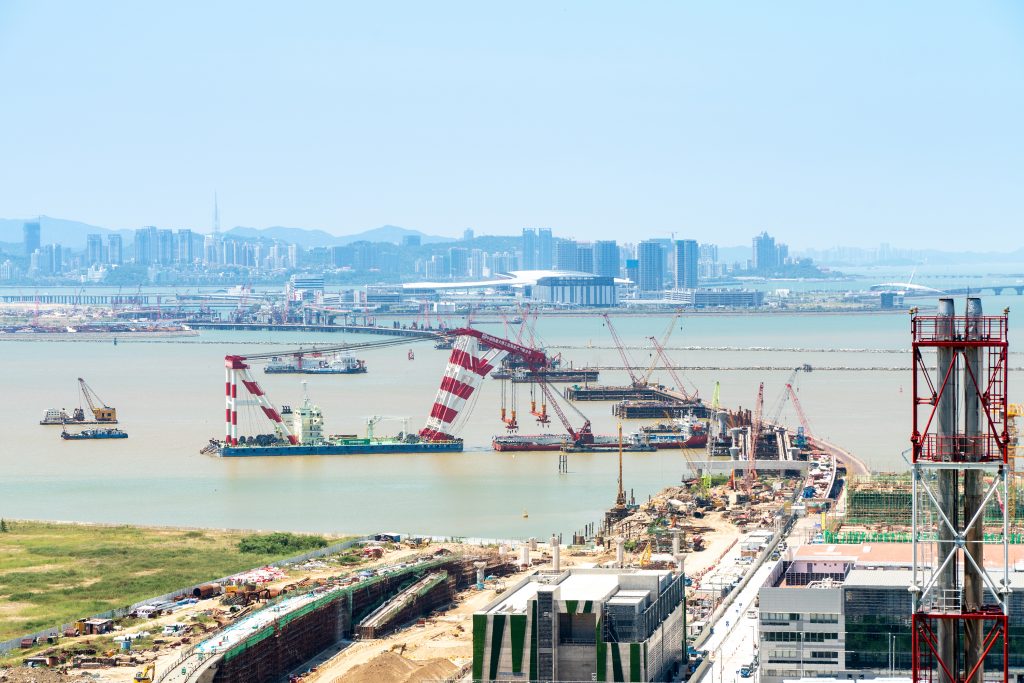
[133,663,155,682]
[78,377,117,422]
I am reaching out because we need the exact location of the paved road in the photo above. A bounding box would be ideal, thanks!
[702,562,774,683]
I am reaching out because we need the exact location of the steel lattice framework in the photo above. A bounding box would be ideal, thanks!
[910,300,1010,683]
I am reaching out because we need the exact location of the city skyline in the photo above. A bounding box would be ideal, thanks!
[2,2,1023,250]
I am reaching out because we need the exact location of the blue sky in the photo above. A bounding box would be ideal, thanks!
[1,1,1022,249]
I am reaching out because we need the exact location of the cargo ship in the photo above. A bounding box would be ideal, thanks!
[206,390,461,456]
[637,418,708,449]
[264,354,367,374]
[61,428,128,440]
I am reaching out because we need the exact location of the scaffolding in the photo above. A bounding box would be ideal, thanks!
[845,474,913,526]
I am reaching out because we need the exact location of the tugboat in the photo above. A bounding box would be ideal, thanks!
[61,427,128,440]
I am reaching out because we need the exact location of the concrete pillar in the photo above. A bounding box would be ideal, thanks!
[935,297,958,682]
[474,561,487,588]
[519,543,530,568]
[615,536,625,568]
[963,297,984,683]
[550,534,560,572]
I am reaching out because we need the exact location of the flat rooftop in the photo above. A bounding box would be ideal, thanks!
[792,542,1024,569]
[484,568,674,615]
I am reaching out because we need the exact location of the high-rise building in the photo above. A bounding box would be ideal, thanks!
[537,228,553,269]
[469,249,484,278]
[287,244,298,269]
[697,243,718,279]
[448,247,469,278]
[576,244,594,274]
[401,234,421,248]
[521,229,537,270]
[463,228,475,241]
[203,234,219,265]
[133,227,159,265]
[553,238,578,271]
[107,234,123,265]
[673,239,699,289]
[157,229,174,265]
[86,234,103,265]
[637,240,664,294]
[490,251,516,275]
[23,221,41,257]
[177,229,194,264]
[593,240,619,278]
[752,231,778,274]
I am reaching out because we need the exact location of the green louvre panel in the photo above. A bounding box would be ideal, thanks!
[611,643,625,682]
[510,613,527,674]
[630,642,641,681]
[489,613,506,680]
[472,614,487,681]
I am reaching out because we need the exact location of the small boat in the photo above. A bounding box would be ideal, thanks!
[61,428,128,440]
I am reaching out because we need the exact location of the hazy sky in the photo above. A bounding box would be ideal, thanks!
[1,2,1022,249]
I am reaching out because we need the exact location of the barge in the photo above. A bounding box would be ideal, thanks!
[61,428,128,440]
[207,387,461,456]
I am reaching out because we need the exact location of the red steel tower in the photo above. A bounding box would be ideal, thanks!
[911,298,1010,683]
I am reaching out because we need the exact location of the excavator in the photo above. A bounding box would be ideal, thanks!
[78,377,117,422]
[133,663,155,682]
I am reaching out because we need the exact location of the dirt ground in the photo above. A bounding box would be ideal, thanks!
[0,670,99,683]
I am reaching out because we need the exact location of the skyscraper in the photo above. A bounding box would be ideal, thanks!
[593,240,619,278]
[177,229,194,263]
[673,239,699,289]
[107,234,123,265]
[537,228,553,269]
[448,247,469,278]
[157,229,174,265]
[637,240,664,294]
[553,239,578,271]
[86,234,103,265]
[23,220,40,257]
[752,231,778,274]
[576,244,594,274]
[133,226,159,264]
[521,229,537,270]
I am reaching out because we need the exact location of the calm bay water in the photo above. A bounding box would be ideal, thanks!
[1,293,1019,538]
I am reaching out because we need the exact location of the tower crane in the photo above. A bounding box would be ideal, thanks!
[767,364,813,426]
[638,312,681,386]
[786,383,814,443]
[601,314,641,387]
[78,378,117,422]
[746,382,764,487]
[648,335,696,401]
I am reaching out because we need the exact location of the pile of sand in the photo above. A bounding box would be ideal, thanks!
[339,651,457,683]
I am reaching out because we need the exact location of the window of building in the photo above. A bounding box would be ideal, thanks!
[809,613,839,624]
[811,651,839,660]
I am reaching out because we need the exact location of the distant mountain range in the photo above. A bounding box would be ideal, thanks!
[0,216,454,252]
[224,224,454,248]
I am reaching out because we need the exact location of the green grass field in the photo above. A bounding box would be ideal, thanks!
[0,520,345,642]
